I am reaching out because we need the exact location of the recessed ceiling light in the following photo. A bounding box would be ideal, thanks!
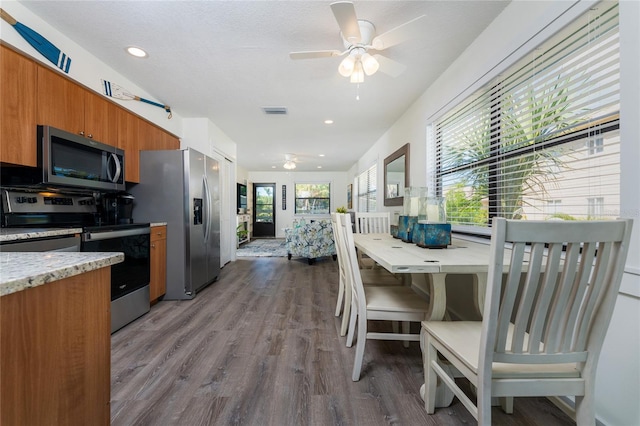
[324,119,334,124]
[319,154,325,157]
[272,165,276,168]
[126,46,148,58]
[317,166,322,169]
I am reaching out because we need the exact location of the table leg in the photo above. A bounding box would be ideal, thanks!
[425,273,447,321]
[472,272,487,318]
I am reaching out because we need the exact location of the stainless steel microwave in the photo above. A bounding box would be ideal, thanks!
[38,125,125,192]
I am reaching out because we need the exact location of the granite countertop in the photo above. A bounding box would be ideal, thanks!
[0,252,124,297]
[1,223,166,243]
[0,228,83,243]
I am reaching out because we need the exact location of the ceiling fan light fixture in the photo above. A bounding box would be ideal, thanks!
[338,55,356,77]
[350,61,364,83]
[283,160,296,170]
[361,53,379,76]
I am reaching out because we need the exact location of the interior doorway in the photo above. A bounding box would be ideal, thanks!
[252,183,276,237]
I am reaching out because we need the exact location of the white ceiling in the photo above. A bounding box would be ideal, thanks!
[20,1,509,172]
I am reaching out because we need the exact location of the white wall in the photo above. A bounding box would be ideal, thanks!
[237,165,249,186]
[348,1,640,424]
[248,170,348,238]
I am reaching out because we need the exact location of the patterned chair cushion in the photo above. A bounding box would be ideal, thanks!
[285,219,336,264]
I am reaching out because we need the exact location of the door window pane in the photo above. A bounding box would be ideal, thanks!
[255,186,274,222]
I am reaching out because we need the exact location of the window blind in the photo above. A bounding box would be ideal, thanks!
[431,2,620,231]
[357,164,377,212]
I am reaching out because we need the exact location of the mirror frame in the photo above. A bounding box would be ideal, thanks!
[383,143,410,206]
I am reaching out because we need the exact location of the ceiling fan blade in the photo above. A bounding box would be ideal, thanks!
[374,54,407,78]
[371,15,426,50]
[289,50,342,60]
[330,1,361,44]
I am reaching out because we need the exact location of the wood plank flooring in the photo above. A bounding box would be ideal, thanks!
[111,257,575,425]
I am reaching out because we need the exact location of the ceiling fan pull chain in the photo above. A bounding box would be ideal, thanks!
[356,83,360,101]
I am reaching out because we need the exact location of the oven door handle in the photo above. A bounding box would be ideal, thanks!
[203,176,211,243]
[83,227,150,241]
[106,153,122,183]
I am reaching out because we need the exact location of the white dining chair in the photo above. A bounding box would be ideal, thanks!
[331,213,401,337]
[354,212,391,269]
[422,218,633,425]
[337,213,430,381]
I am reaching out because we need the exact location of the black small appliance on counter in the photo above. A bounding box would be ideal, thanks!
[100,192,135,225]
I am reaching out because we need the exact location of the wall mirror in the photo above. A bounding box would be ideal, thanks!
[383,143,410,206]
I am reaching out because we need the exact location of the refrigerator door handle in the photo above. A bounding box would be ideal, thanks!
[203,176,211,243]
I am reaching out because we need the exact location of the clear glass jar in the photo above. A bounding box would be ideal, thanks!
[419,196,447,223]
[403,186,427,217]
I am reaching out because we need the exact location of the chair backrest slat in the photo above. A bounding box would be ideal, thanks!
[496,242,526,352]
[548,241,583,352]
[525,241,563,354]
[511,242,544,353]
[573,240,614,351]
[483,218,633,368]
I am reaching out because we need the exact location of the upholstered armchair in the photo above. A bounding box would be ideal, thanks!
[285,218,337,264]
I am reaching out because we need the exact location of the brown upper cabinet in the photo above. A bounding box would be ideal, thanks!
[116,107,140,182]
[37,65,117,146]
[138,119,180,152]
[1,45,37,166]
[161,131,180,151]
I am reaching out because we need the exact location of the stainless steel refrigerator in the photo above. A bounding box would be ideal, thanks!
[130,148,220,300]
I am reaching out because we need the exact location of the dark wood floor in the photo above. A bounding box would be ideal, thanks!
[111,257,575,426]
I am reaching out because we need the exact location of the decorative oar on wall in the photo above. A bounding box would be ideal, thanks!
[0,8,71,73]
[101,79,172,119]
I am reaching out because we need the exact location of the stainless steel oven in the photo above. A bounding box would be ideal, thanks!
[82,224,150,333]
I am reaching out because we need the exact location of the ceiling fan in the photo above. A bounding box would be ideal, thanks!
[289,1,425,82]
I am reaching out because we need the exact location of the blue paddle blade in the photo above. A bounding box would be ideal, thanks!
[14,21,71,73]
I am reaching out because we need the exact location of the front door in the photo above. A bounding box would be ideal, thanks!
[253,183,276,237]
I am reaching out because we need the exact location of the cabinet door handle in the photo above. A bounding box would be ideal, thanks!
[79,131,84,136]
[151,244,156,248]
[87,134,93,138]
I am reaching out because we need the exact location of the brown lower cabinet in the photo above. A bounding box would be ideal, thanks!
[1,267,111,426]
[150,225,167,303]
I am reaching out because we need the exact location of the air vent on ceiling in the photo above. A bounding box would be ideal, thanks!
[262,106,288,115]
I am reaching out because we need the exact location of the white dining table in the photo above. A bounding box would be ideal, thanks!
[353,233,511,321]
